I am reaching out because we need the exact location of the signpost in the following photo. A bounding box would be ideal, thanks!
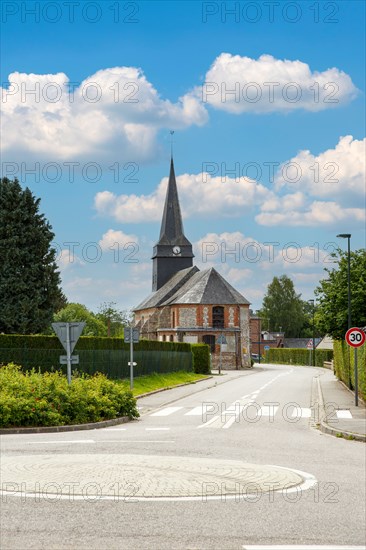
[52,322,85,385]
[345,327,366,406]
[307,339,313,367]
[124,326,139,389]
[217,333,227,375]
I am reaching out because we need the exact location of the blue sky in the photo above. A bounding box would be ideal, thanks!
[1,0,365,312]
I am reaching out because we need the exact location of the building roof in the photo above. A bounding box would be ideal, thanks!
[134,266,250,310]
[284,338,322,349]
[155,158,192,247]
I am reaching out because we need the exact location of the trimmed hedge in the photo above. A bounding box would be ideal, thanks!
[191,343,211,374]
[0,335,193,378]
[0,363,139,428]
[333,340,366,401]
[265,348,333,367]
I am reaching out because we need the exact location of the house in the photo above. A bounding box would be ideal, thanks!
[134,158,251,369]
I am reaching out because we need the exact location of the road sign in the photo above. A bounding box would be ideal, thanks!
[345,327,365,348]
[128,362,137,366]
[124,327,140,343]
[264,345,270,351]
[52,322,86,353]
[60,355,79,365]
[307,339,314,349]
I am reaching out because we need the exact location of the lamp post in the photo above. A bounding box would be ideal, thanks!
[308,299,315,367]
[337,233,352,387]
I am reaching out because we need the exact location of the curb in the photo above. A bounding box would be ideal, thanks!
[0,375,213,435]
[316,377,366,443]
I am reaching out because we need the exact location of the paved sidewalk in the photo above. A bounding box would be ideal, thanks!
[317,368,366,441]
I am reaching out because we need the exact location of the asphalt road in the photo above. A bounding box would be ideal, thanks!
[1,364,365,549]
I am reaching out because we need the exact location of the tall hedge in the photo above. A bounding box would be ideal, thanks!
[265,348,333,367]
[333,340,365,401]
[0,335,193,378]
[191,344,211,374]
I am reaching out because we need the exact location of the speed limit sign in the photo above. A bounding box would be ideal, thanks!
[345,327,366,348]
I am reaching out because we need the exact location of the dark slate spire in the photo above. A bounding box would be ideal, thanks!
[152,158,194,291]
[157,158,191,246]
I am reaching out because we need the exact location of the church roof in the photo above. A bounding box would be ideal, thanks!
[134,266,250,310]
[134,266,199,310]
[162,267,250,306]
[156,158,192,247]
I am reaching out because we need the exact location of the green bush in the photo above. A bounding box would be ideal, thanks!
[191,344,211,374]
[265,348,333,367]
[333,340,366,401]
[0,363,139,428]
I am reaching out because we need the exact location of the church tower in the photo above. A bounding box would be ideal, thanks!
[152,158,194,291]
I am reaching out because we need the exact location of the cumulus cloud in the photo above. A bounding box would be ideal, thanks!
[198,53,358,113]
[274,135,366,202]
[99,229,139,250]
[1,67,207,162]
[95,173,271,222]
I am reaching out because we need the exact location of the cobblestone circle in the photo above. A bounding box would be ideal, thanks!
[1,454,305,499]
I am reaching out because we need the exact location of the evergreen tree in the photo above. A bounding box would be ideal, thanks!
[0,177,66,333]
[258,275,306,337]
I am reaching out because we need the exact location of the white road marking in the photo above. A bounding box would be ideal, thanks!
[24,440,95,444]
[150,406,183,417]
[259,406,279,416]
[336,409,353,419]
[185,405,217,416]
[291,407,312,418]
[107,428,127,431]
[243,546,365,550]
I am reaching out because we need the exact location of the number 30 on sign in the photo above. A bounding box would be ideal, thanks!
[345,327,366,348]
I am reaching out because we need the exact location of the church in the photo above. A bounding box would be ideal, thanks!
[134,158,251,369]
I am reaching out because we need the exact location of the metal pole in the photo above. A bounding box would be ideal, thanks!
[66,322,71,385]
[354,347,358,407]
[130,327,134,390]
[347,236,351,329]
[312,302,315,367]
[219,332,222,375]
[258,319,261,364]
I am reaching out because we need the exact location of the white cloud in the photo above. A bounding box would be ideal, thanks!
[274,135,366,203]
[95,173,270,222]
[99,229,139,250]
[1,67,207,162]
[57,248,85,270]
[256,200,365,227]
[198,53,358,113]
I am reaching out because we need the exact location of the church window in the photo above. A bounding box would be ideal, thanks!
[212,306,224,328]
[170,335,174,342]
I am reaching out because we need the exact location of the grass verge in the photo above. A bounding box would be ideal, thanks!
[118,371,210,396]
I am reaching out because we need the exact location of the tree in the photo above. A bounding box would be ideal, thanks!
[96,302,131,337]
[53,303,107,336]
[258,275,306,337]
[315,248,366,340]
[0,177,66,334]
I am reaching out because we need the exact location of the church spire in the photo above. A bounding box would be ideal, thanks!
[152,157,194,291]
[157,158,191,246]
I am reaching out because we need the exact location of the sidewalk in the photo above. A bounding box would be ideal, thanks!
[317,368,366,442]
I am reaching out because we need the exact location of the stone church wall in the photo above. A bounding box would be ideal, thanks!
[178,307,197,327]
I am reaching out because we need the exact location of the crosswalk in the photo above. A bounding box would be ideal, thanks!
[148,404,354,429]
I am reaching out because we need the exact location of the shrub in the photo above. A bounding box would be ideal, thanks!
[0,363,139,428]
[191,344,211,374]
[265,348,333,367]
[333,340,365,401]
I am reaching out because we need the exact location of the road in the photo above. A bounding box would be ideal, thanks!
[1,364,365,549]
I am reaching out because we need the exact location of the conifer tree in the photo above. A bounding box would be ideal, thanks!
[0,177,66,333]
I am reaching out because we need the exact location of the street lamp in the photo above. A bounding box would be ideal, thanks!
[337,233,352,387]
[308,299,315,367]
[336,234,352,329]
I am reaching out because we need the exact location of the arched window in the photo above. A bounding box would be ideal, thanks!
[212,306,224,328]
[170,335,174,342]
[163,335,166,341]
